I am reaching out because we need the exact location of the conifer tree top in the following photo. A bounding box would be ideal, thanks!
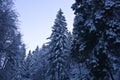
[49,9,67,41]
[53,9,67,28]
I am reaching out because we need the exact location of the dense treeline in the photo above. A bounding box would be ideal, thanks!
[0,0,120,80]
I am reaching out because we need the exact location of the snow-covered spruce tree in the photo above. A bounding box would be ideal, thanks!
[0,0,17,68]
[0,0,26,80]
[6,33,26,80]
[23,45,49,80]
[48,9,70,80]
[31,45,49,80]
[23,50,33,80]
[71,0,120,80]
[0,33,26,80]
[19,44,26,80]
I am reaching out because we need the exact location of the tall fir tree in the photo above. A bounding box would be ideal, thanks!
[31,45,49,80]
[23,50,33,80]
[71,0,120,80]
[0,0,26,80]
[48,9,70,80]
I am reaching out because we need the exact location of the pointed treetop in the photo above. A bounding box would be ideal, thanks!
[58,8,63,14]
[28,50,32,55]
[35,46,39,51]
[55,8,66,21]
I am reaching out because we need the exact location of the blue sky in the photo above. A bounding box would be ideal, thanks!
[15,0,75,52]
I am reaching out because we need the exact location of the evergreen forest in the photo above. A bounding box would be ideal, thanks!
[0,0,120,80]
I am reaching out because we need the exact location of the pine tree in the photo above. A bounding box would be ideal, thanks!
[0,0,17,68]
[7,33,26,80]
[31,45,49,80]
[23,45,49,80]
[48,9,70,80]
[71,0,120,80]
[0,0,26,80]
[23,51,33,80]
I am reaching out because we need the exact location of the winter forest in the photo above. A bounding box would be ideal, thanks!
[0,0,120,80]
